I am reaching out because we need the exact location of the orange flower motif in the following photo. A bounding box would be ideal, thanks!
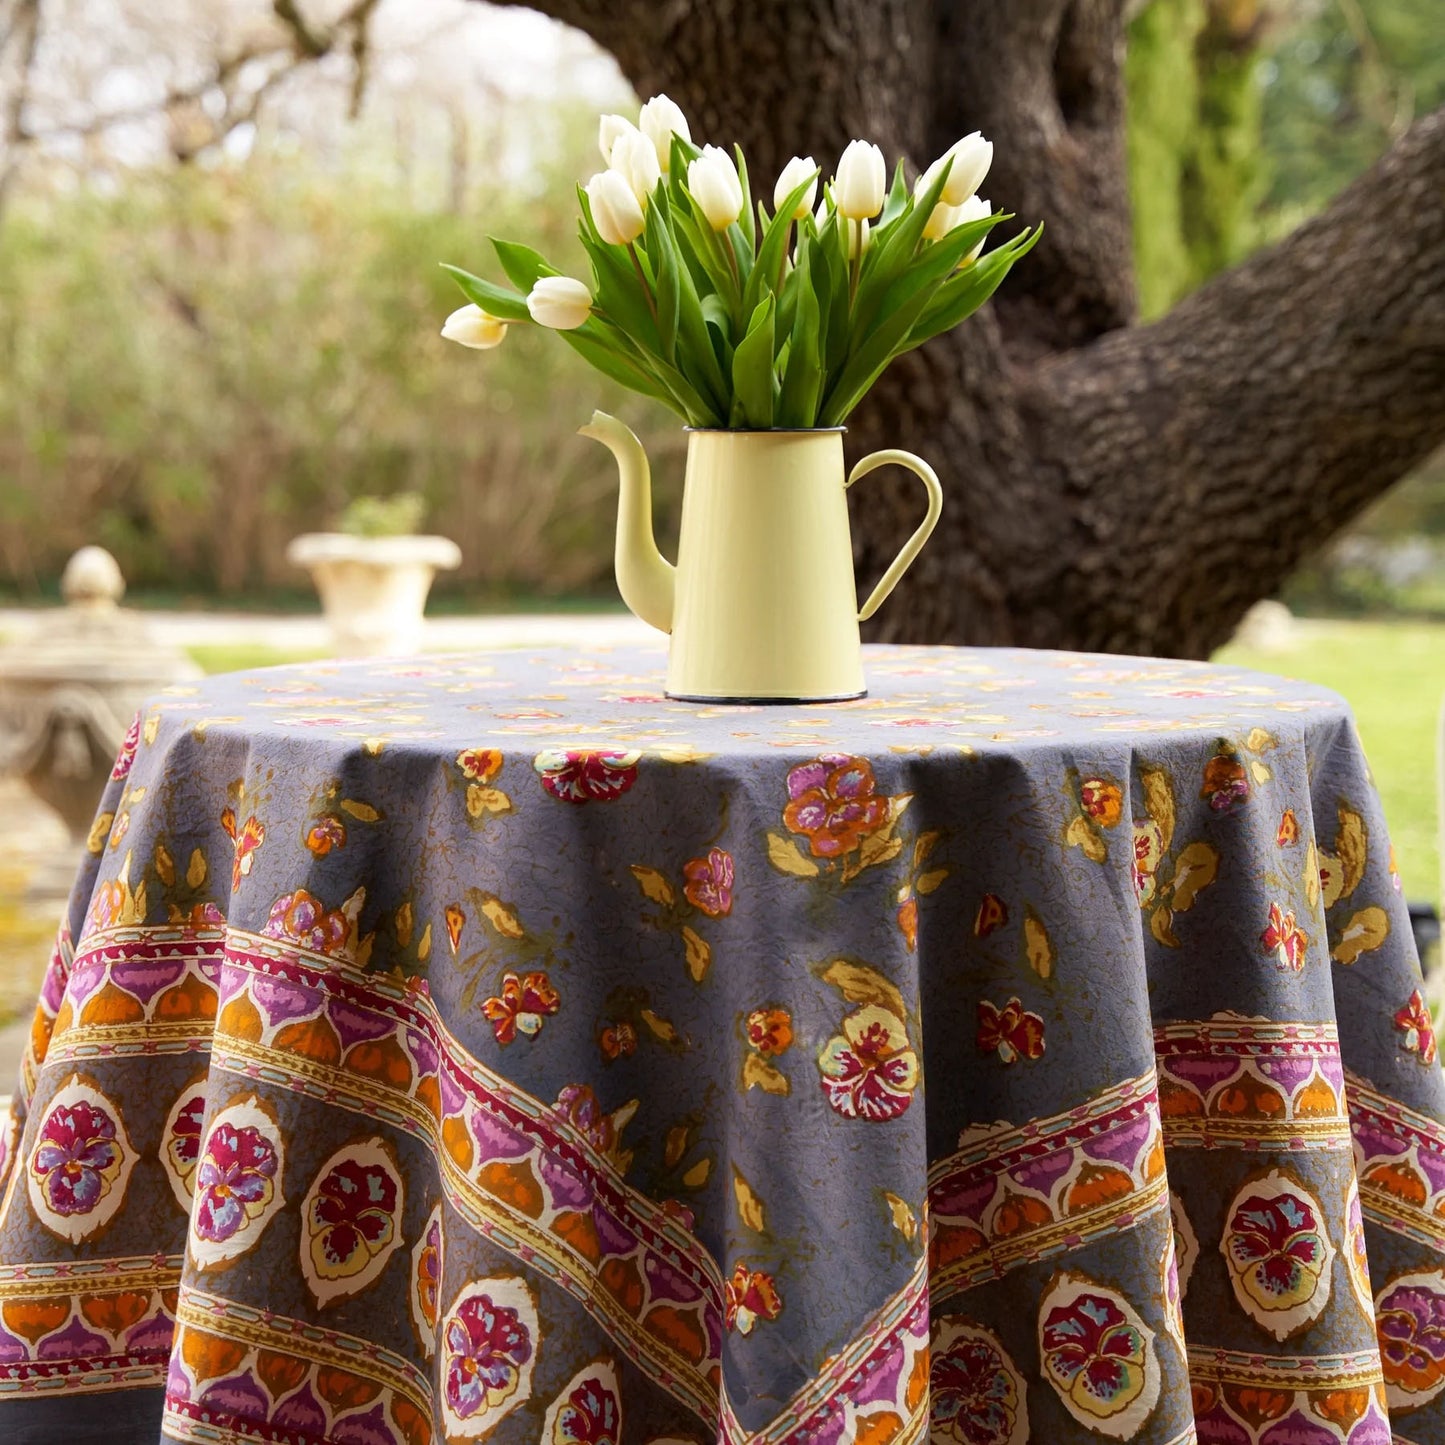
[1201,752,1249,812]
[973,894,1008,938]
[599,1021,637,1061]
[977,998,1045,1064]
[1261,902,1308,972]
[682,848,734,917]
[482,971,560,1045]
[1276,810,1299,847]
[897,896,919,951]
[1396,990,1438,1066]
[304,816,346,856]
[230,816,265,892]
[455,749,502,784]
[445,904,465,955]
[724,1263,782,1334]
[1080,778,1123,828]
[783,754,890,859]
[746,1008,793,1057]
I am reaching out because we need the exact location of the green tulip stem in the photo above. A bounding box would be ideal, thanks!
[775,220,792,299]
[626,242,659,328]
[849,219,862,306]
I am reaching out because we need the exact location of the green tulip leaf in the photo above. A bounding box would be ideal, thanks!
[491,239,558,292]
[731,294,775,429]
[440,265,531,322]
[561,323,683,416]
[744,169,818,320]
[733,144,755,251]
[644,188,682,364]
[906,225,1043,350]
[779,238,822,427]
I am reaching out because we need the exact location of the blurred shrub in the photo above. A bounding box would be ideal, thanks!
[339,492,428,537]
[0,150,675,604]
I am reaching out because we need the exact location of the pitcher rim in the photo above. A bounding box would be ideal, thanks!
[684,426,846,435]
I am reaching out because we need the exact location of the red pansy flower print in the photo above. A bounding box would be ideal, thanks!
[193,1120,279,1243]
[1396,989,1438,1065]
[783,754,890,859]
[261,889,350,956]
[230,815,265,892]
[930,1324,1025,1445]
[973,895,1008,938]
[182,901,225,928]
[683,848,734,917]
[483,971,560,1044]
[550,1373,621,1445]
[1277,810,1299,846]
[724,1262,782,1334]
[1200,752,1249,811]
[554,1084,617,1153]
[308,1157,399,1276]
[108,811,130,849]
[86,877,132,933]
[444,1292,534,1420]
[30,1099,123,1216]
[1080,778,1123,828]
[1132,821,1164,904]
[818,1005,919,1120]
[534,749,641,804]
[415,1214,442,1332]
[599,1020,637,1061]
[304,816,346,856]
[746,1008,793,1056]
[1040,1287,1151,1423]
[977,998,1045,1065]
[456,748,502,783]
[111,713,141,780]
[1260,902,1308,971]
[166,1093,207,1184]
[1377,1277,1445,1399]
[1224,1187,1330,1317]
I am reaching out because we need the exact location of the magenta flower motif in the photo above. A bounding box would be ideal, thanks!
[534,749,641,804]
[260,889,349,956]
[1040,1289,1150,1420]
[931,1331,1022,1445]
[444,1293,534,1420]
[166,1093,207,1179]
[193,1121,279,1243]
[1224,1190,1328,1312]
[30,1099,122,1216]
[111,714,141,780]
[552,1375,621,1445]
[783,754,890,859]
[415,1216,442,1330]
[818,1005,919,1121]
[683,848,734,917]
[554,1084,617,1153]
[1377,1279,1445,1398]
[308,1158,399,1273]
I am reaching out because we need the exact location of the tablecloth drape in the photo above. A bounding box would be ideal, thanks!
[1,644,1441,1445]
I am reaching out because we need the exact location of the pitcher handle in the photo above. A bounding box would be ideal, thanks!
[846,449,944,622]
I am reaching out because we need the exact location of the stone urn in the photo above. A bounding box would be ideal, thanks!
[0,546,202,844]
[286,534,462,657]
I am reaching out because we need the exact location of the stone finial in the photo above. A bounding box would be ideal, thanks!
[60,546,125,609]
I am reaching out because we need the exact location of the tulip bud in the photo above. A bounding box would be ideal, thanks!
[773,155,818,219]
[921,199,959,242]
[833,140,886,220]
[935,131,993,206]
[954,194,992,263]
[638,94,691,173]
[598,113,639,165]
[527,276,593,330]
[609,128,661,208]
[586,170,646,246]
[687,145,744,231]
[440,303,507,350]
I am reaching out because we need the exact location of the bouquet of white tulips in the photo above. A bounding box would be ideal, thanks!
[441,96,1038,429]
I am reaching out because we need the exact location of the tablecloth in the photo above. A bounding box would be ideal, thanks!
[1,643,1441,1445]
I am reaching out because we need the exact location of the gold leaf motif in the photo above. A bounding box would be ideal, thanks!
[1023,907,1055,978]
[340,799,381,823]
[479,895,524,939]
[1140,768,1176,854]
[1065,813,1107,864]
[1332,906,1390,965]
[916,868,950,896]
[820,959,906,1021]
[1171,841,1220,913]
[682,926,711,983]
[1336,805,1367,898]
[630,865,676,906]
[856,832,904,870]
[186,848,208,889]
[653,744,708,764]
[883,1191,918,1242]
[86,812,114,855]
[126,787,146,803]
[1245,727,1278,754]
[466,785,513,817]
[733,1168,767,1233]
[681,1157,712,1188]
[362,737,387,756]
[355,933,374,968]
[640,1009,678,1042]
[742,1052,791,1095]
[154,841,175,886]
[913,830,944,868]
[395,902,414,949]
[767,832,820,878]
[664,1126,690,1168]
[417,922,432,962]
[1150,906,1179,948]
[1250,760,1272,784]
[142,714,160,744]
[1304,840,1321,909]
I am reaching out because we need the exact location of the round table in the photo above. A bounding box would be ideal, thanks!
[1,643,1441,1445]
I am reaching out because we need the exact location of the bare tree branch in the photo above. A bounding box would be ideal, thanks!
[0,0,42,219]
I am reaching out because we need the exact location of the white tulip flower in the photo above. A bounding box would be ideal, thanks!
[598,113,639,165]
[833,140,886,220]
[527,276,593,330]
[609,128,661,207]
[773,155,818,219]
[922,199,959,242]
[638,94,691,172]
[586,170,646,246]
[954,194,992,262]
[687,145,744,231]
[440,304,508,350]
[932,131,993,206]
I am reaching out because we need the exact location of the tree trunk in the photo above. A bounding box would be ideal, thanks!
[499,0,1445,657]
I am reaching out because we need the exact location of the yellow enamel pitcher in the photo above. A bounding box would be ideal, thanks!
[581,413,943,702]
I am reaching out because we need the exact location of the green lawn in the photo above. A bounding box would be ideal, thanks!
[1215,621,1442,906]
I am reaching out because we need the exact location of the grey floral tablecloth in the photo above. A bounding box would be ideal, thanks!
[1,643,1441,1445]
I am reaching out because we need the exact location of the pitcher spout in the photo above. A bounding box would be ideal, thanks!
[579,411,675,635]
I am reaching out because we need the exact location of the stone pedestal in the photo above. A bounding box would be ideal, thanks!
[286,533,462,656]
